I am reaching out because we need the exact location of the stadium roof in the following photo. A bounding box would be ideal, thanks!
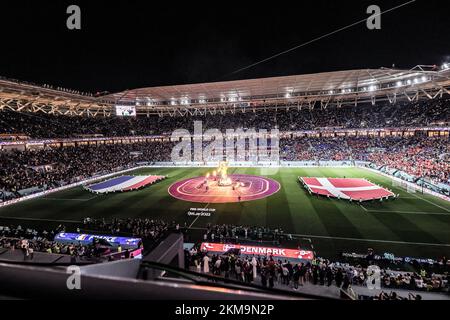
[104,65,450,115]
[107,66,449,102]
[0,77,111,116]
[1,65,450,116]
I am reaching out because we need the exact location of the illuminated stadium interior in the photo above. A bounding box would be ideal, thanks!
[0,0,449,304]
[1,66,449,301]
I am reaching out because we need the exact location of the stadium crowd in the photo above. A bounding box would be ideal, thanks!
[201,223,291,243]
[280,136,449,185]
[0,224,93,260]
[0,98,448,138]
[0,218,173,260]
[1,135,447,200]
[0,218,448,299]
[186,247,449,298]
[0,96,448,199]
[82,217,171,243]
[181,221,450,298]
[0,142,173,198]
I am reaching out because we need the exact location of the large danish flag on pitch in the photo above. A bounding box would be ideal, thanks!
[300,177,394,201]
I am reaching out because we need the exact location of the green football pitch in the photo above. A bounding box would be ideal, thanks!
[1,167,449,259]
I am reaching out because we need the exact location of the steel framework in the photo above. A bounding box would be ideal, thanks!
[0,78,112,116]
[1,65,449,117]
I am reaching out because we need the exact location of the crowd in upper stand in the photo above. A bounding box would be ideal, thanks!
[0,98,448,138]
[0,75,97,97]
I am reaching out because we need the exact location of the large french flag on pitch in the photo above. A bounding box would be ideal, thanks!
[87,175,164,194]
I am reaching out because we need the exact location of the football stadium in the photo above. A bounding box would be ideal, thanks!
[0,1,449,305]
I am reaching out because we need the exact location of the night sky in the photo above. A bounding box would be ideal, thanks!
[0,0,448,93]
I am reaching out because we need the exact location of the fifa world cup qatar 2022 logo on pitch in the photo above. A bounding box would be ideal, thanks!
[170,121,280,174]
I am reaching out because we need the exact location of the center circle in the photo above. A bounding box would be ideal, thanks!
[168,174,280,203]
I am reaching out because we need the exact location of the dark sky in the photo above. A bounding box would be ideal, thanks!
[0,0,448,93]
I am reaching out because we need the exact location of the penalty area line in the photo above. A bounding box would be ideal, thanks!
[409,192,450,213]
[367,210,450,216]
[359,204,449,216]
[290,233,450,247]
[186,227,450,248]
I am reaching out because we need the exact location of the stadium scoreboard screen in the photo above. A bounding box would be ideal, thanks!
[115,105,136,117]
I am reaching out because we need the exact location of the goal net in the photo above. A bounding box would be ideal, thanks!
[392,179,418,194]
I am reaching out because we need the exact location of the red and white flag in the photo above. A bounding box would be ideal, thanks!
[300,177,394,201]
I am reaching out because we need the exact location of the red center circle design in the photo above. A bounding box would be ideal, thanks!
[168,174,280,203]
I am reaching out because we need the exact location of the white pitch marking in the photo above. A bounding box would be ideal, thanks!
[359,204,369,212]
[289,233,450,247]
[186,226,450,247]
[41,196,98,202]
[409,192,450,213]
[0,216,81,223]
[366,210,450,216]
[399,197,424,199]
[173,176,280,200]
[359,203,448,215]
